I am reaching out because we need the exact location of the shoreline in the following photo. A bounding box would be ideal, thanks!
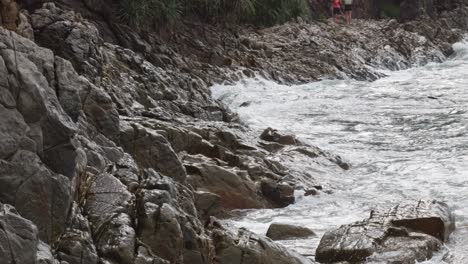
[1,1,468,263]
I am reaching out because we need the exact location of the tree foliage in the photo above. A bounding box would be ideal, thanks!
[119,0,310,28]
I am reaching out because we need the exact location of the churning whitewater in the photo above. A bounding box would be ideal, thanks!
[211,40,468,263]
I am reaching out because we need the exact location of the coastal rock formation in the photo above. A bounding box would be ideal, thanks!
[315,200,455,263]
[0,0,467,263]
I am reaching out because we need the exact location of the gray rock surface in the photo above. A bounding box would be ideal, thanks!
[212,227,312,264]
[266,223,316,240]
[0,203,38,264]
[315,200,455,263]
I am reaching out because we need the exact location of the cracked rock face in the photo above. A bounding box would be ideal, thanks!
[315,200,455,263]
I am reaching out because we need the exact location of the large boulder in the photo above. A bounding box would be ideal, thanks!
[266,223,316,241]
[315,200,455,263]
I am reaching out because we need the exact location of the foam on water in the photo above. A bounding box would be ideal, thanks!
[212,39,468,263]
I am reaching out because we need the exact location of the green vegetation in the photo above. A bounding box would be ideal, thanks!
[119,0,310,28]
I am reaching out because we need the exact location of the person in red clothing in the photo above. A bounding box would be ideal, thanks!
[331,0,342,23]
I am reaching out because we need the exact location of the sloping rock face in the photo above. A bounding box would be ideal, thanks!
[315,200,455,263]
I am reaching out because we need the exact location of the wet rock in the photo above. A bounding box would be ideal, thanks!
[260,127,298,145]
[304,189,319,196]
[212,227,312,264]
[0,203,38,264]
[315,200,455,263]
[261,179,295,207]
[266,223,316,240]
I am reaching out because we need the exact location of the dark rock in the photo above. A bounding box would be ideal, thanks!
[266,223,316,240]
[315,200,455,263]
[260,127,298,145]
[261,179,295,207]
[304,189,319,196]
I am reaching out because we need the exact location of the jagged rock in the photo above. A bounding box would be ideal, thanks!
[55,204,98,264]
[137,172,214,264]
[315,200,455,263]
[266,223,316,240]
[120,121,187,182]
[31,3,102,76]
[212,227,312,264]
[0,202,38,264]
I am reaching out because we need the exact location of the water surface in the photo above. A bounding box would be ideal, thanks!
[212,40,468,263]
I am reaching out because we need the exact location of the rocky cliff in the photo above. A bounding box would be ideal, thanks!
[1,0,467,264]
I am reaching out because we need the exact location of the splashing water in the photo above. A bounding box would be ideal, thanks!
[212,40,468,263]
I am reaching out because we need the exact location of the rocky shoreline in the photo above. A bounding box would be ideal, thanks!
[1,0,468,263]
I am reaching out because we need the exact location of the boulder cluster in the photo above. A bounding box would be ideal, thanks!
[0,0,467,263]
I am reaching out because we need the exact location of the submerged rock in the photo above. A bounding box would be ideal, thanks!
[315,200,455,263]
[266,223,316,240]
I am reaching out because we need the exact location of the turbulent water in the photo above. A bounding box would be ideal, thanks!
[212,40,468,263]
